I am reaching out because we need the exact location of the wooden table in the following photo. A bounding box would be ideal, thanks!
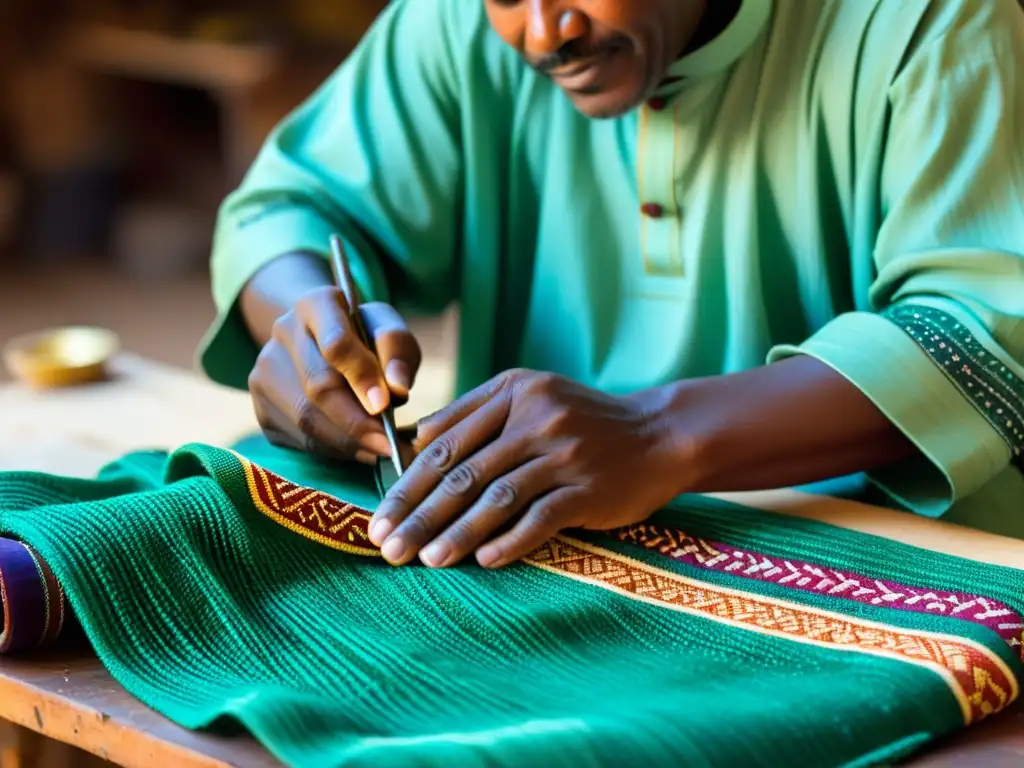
[0,356,1022,767]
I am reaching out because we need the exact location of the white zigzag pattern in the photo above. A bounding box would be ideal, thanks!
[668,540,1019,647]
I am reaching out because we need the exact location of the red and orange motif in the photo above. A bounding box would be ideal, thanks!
[232,455,1020,726]
[614,523,1024,658]
[524,536,1019,726]
[236,456,378,556]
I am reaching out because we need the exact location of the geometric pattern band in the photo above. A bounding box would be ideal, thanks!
[232,454,1023,727]
[233,455,1022,728]
[235,453,378,556]
[614,523,1024,659]
[233,455,1024,663]
[523,536,1019,726]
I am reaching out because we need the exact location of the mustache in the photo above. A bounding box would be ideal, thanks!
[529,36,627,75]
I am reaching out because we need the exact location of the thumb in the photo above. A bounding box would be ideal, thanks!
[361,302,422,400]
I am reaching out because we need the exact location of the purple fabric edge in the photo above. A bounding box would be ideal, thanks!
[0,537,50,653]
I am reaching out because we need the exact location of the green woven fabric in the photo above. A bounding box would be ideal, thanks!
[1,438,1022,768]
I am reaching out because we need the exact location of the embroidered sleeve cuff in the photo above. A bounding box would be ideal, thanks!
[196,206,389,390]
[767,309,1017,519]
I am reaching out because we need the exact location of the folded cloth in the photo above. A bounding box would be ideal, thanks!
[0,437,1021,768]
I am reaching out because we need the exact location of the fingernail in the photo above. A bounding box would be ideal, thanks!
[381,537,406,563]
[369,518,393,545]
[366,386,388,414]
[420,540,450,568]
[355,450,377,466]
[411,421,428,452]
[476,544,501,568]
[385,360,412,393]
[363,433,392,456]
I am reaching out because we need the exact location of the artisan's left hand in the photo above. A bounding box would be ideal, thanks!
[368,369,689,569]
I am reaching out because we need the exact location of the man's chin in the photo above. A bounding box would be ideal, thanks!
[562,87,648,119]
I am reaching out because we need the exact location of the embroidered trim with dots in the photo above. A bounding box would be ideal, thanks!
[884,305,1024,469]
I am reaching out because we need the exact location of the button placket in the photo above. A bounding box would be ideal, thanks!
[637,100,683,277]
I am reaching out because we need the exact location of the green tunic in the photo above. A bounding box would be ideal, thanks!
[200,0,1024,535]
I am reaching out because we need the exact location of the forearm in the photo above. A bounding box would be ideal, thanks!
[239,251,334,347]
[661,356,917,494]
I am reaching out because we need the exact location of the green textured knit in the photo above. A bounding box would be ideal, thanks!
[1,438,1021,768]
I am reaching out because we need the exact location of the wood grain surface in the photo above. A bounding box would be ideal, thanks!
[0,650,282,768]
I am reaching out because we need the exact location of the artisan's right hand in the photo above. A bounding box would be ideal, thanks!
[248,286,421,464]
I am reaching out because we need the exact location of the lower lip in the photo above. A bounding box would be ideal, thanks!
[552,57,609,92]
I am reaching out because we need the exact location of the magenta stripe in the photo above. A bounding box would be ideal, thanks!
[613,524,1024,659]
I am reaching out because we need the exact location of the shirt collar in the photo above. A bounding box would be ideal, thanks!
[654,0,773,97]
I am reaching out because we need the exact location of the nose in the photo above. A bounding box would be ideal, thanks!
[524,2,589,60]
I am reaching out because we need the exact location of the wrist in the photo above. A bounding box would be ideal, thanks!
[638,379,718,498]
[644,357,918,497]
[240,251,335,346]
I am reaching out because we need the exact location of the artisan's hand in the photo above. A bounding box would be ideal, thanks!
[248,286,421,464]
[368,369,688,569]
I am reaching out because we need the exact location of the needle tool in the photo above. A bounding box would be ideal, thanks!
[328,234,406,478]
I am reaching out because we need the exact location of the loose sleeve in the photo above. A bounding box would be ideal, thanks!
[769,3,1024,518]
[197,0,466,389]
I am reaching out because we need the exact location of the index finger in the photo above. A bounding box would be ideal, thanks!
[476,487,584,568]
[413,370,516,452]
[299,288,390,415]
[361,302,421,400]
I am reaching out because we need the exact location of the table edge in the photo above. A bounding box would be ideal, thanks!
[0,671,233,768]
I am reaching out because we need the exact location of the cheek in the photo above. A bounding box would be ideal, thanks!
[484,7,523,52]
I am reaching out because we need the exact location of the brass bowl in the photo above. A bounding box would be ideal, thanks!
[3,327,120,389]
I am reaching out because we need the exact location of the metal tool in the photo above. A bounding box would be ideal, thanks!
[328,234,406,478]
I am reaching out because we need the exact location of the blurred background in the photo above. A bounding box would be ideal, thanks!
[0,0,455,382]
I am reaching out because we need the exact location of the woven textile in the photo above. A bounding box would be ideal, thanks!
[1,438,1022,767]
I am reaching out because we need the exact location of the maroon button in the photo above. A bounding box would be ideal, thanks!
[641,202,664,219]
[647,97,667,111]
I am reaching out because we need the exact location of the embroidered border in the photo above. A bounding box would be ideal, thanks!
[233,455,1024,659]
[524,536,1018,726]
[234,454,378,556]
[229,453,1022,724]
[613,524,1024,659]
[884,304,1024,468]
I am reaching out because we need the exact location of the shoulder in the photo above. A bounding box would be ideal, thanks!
[871,0,1023,75]
[802,0,1023,111]
[379,0,490,40]
[383,0,525,87]
[897,0,1023,44]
